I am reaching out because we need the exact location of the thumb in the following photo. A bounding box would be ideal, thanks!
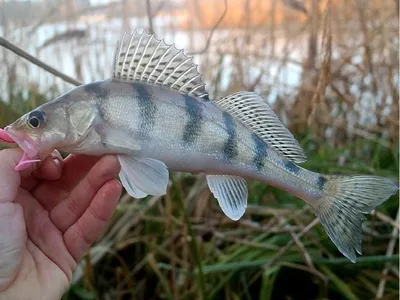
[0,148,27,291]
[0,148,24,203]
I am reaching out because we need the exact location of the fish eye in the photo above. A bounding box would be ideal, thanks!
[28,116,40,128]
[27,110,46,129]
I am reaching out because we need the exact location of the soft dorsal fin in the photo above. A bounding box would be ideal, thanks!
[112,31,209,100]
[214,92,307,163]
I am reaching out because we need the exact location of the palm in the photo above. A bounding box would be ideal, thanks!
[0,150,121,300]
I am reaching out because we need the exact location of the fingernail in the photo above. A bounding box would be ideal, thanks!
[51,150,61,160]
[53,157,61,169]
[51,150,63,165]
[51,150,62,168]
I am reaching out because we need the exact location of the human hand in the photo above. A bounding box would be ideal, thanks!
[0,148,121,300]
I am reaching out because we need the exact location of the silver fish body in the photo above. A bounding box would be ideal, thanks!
[3,31,398,263]
[58,79,323,205]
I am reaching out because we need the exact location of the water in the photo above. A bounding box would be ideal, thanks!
[0,16,306,104]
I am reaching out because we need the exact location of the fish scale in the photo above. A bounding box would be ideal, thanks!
[1,30,398,263]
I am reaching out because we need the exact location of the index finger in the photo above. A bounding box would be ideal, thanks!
[32,154,102,211]
[20,150,64,191]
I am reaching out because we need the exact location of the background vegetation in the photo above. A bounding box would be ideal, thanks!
[0,0,398,299]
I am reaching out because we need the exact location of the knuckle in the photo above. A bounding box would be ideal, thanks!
[88,204,109,223]
[74,221,94,245]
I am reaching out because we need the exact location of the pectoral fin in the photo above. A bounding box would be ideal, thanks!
[118,155,169,198]
[206,175,248,221]
[119,171,148,198]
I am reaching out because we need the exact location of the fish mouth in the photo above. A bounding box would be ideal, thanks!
[3,127,39,158]
[0,128,17,145]
[2,127,41,170]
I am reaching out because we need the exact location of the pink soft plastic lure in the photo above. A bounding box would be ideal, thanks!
[0,128,40,171]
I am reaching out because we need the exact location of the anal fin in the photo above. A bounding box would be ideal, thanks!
[206,175,248,221]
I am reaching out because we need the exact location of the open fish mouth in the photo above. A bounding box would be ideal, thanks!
[1,127,41,171]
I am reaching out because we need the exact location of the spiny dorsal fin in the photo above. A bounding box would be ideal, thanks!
[214,91,307,163]
[112,30,209,100]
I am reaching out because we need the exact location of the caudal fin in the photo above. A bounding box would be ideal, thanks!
[312,175,399,262]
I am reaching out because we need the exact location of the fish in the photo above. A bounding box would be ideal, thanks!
[0,31,398,263]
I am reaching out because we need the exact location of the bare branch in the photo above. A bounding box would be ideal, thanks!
[0,36,81,86]
[188,0,228,55]
[281,0,308,15]
[146,0,154,34]
[371,210,400,230]
[151,1,165,18]
[308,0,332,126]
[264,217,321,267]
[376,208,400,299]
[27,5,60,36]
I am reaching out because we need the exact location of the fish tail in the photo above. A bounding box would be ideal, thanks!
[312,174,398,262]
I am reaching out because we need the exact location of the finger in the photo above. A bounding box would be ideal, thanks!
[55,154,101,190]
[63,179,121,262]
[21,150,63,191]
[0,148,23,203]
[50,155,121,232]
[32,154,102,211]
[33,150,63,180]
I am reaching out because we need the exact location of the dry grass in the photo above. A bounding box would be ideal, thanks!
[0,0,398,299]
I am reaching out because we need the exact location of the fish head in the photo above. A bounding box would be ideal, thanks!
[4,102,70,160]
[4,87,100,163]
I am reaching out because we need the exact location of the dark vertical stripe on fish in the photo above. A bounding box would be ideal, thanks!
[132,83,157,134]
[283,160,300,175]
[317,175,327,190]
[95,103,104,120]
[182,95,203,144]
[223,111,238,161]
[252,132,268,171]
